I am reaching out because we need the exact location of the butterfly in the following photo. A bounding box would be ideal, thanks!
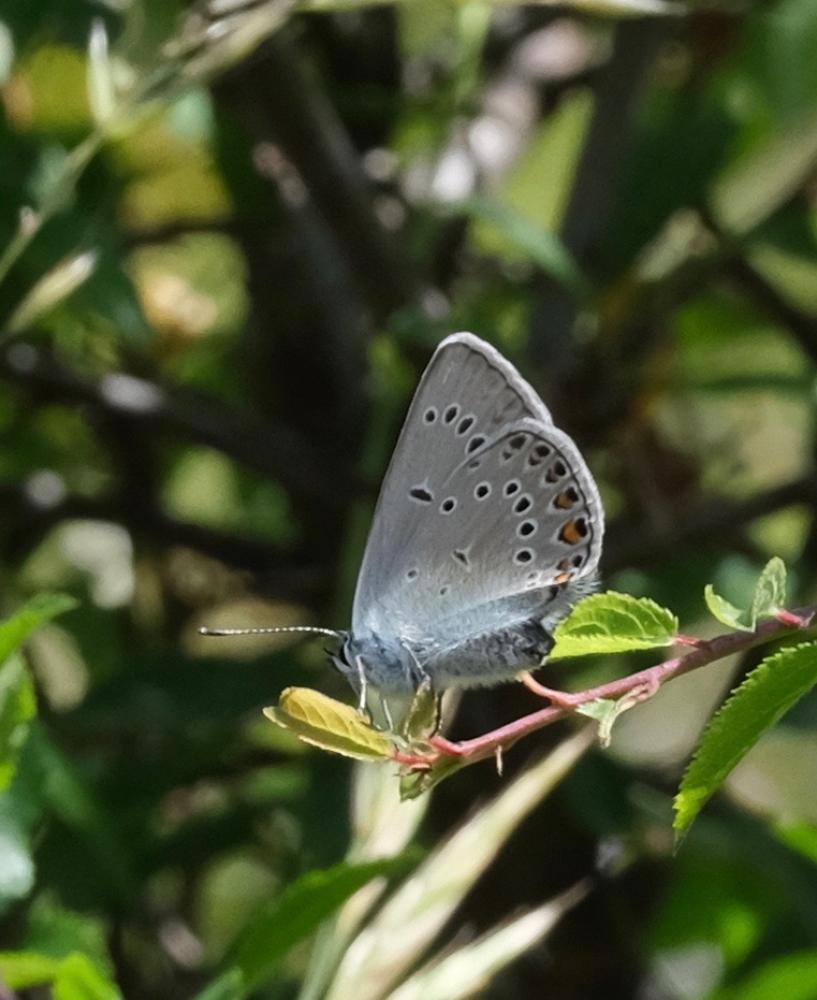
[204,333,604,729]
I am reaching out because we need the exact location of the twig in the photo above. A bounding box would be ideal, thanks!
[0,341,352,507]
[0,478,326,598]
[605,475,817,572]
[418,605,817,768]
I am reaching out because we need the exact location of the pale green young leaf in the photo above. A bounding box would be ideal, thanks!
[87,20,117,128]
[388,881,588,1000]
[486,0,682,13]
[327,728,594,1000]
[750,557,787,626]
[7,252,98,334]
[674,642,817,842]
[575,696,642,748]
[263,688,394,761]
[704,584,752,632]
[550,592,678,659]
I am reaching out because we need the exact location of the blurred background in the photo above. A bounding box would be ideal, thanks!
[2,0,817,997]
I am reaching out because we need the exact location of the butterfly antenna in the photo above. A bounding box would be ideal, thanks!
[198,625,344,639]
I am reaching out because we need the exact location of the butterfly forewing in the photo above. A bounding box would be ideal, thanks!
[352,333,603,643]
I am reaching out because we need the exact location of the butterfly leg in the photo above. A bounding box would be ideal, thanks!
[354,655,370,717]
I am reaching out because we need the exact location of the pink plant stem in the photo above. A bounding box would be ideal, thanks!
[434,606,816,765]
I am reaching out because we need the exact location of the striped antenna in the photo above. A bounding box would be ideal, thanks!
[199,624,343,639]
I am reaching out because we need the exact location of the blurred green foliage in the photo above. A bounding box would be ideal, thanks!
[2,0,817,998]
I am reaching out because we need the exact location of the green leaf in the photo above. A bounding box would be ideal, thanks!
[457,195,588,297]
[550,592,678,659]
[222,857,412,994]
[674,642,817,842]
[704,559,788,633]
[263,688,394,761]
[0,950,61,988]
[52,952,122,1000]
[0,654,37,792]
[0,951,122,999]
[704,584,753,632]
[0,593,78,664]
[192,970,245,1000]
[709,948,817,1000]
[751,557,788,625]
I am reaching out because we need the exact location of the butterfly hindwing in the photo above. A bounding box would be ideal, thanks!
[352,334,603,644]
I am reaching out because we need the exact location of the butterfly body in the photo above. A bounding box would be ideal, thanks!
[332,332,604,717]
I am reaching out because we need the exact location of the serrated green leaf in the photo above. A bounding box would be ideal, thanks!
[674,642,817,842]
[704,584,753,632]
[226,857,412,993]
[263,688,395,761]
[0,593,78,664]
[550,592,678,658]
[751,557,787,626]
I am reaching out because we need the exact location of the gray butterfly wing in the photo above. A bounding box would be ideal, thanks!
[351,332,603,645]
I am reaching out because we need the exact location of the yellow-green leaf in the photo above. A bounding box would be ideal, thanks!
[263,688,394,761]
[550,592,678,659]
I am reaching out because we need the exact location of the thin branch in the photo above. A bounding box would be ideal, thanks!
[422,605,817,768]
[604,475,817,572]
[0,479,327,599]
[0,341,354,508]
[216,30,418,322]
